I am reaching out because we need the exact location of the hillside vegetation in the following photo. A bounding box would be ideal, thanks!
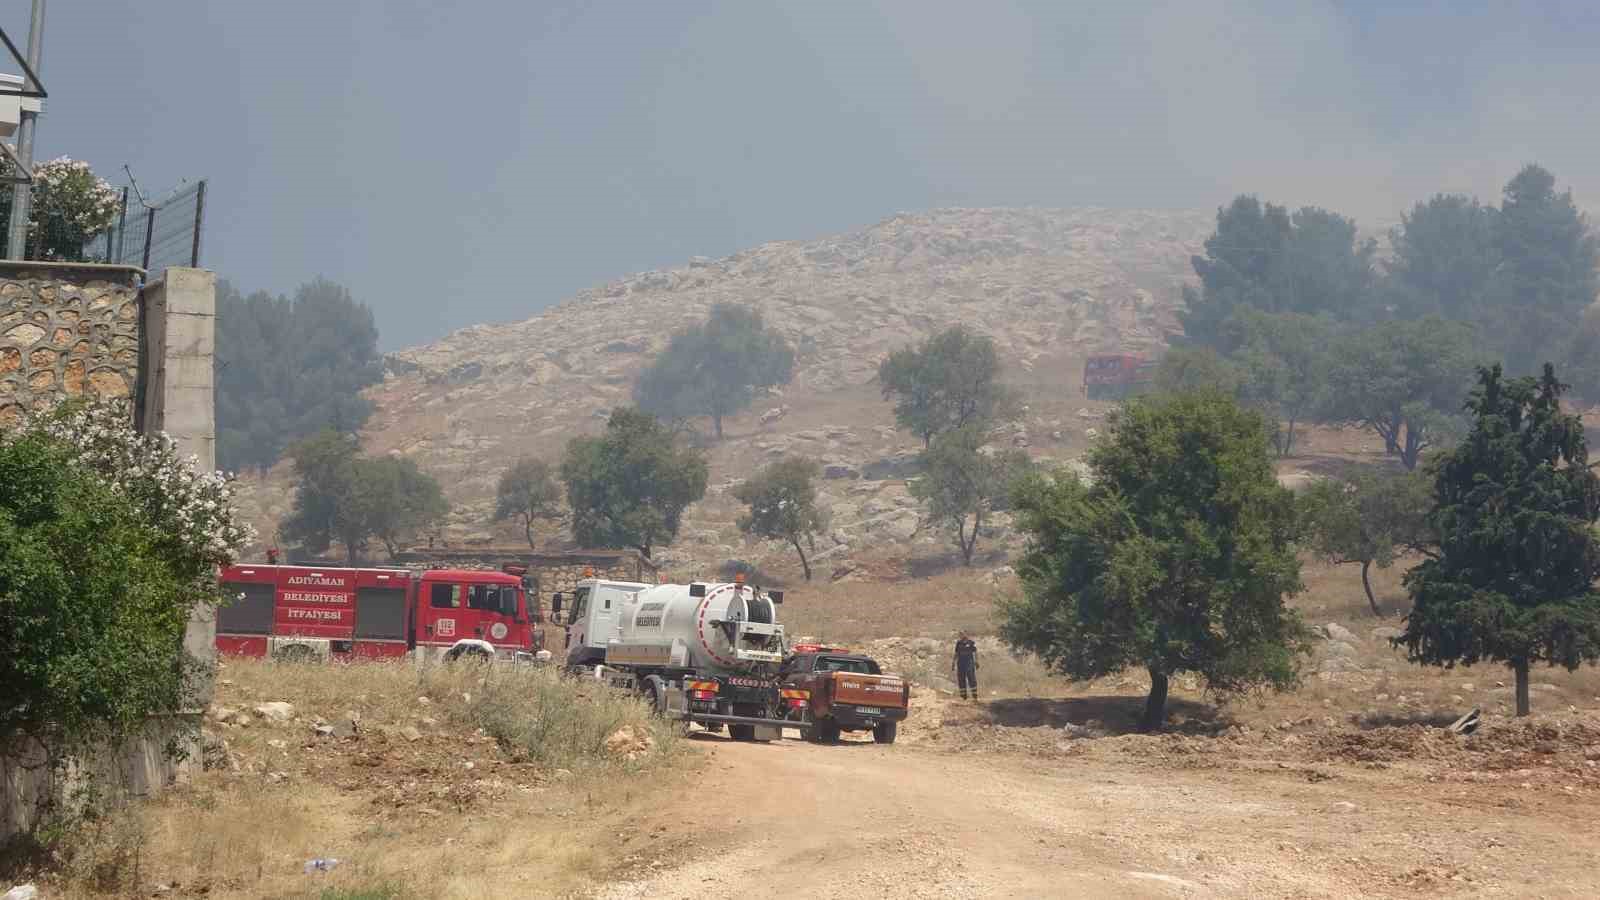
[232,207,1214,569]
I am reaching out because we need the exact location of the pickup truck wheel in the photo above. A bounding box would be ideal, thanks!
[873,720,898,744]
[729,724,756,742]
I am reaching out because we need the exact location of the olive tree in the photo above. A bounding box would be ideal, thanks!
[910,426,1031,567]
[495,457,563,549]
[1298,467,1435,616]
[879,325,1018,447]
[1001,391,1309,731]
[634,303,794,440]
[560,408,708,558]
[734,457,830,581]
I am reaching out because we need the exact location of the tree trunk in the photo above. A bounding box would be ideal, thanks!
[960,515,978,566]
[1283,416,1297,457]
[713,413,724,441]
[793,538,812,581]
[524,516,536,551]
[1514,658,1531,717]
[1399,422,1422,471]
[637,543,652,560]
[1141,668,1169,732]
[1361,559,1380,617]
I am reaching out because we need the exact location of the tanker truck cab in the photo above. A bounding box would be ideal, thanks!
[559,579,651,669]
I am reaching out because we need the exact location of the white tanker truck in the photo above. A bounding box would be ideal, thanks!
[552,574,801,740]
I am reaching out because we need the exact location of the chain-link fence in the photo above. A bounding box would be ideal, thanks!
[82,179,206,272]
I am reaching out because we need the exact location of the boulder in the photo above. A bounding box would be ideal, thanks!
[1323,623,1359,644]
[252,701,296,722]
[1323,640,1359,659]
[823,462,861,480]
[604,726,655,760]
[1371,626,1403,642]
[1319,656,1362,675]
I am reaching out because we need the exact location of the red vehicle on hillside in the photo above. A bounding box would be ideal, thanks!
[1083,353,1159,400]
[215,563,545,662]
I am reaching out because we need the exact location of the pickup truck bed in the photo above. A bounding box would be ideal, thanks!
[780,649,909,744]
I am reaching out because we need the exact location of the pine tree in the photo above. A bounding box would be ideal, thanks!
[1397,365,1600,716]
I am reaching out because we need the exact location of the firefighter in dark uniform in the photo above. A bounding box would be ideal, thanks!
[953,632,979,700]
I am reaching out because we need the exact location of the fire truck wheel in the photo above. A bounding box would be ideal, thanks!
[729,724,756,742]
[275,644,314,663]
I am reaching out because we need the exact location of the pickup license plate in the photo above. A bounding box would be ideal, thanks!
[857,707,882,716]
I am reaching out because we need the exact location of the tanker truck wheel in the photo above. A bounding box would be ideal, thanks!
[813,719,841,744]
[640,679,693,736]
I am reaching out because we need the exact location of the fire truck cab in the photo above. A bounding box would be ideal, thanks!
[216,564,541,663]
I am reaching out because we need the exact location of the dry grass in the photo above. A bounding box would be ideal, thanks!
[24,659,691,899]
[780,570,1002,644]
[219,658,679,770]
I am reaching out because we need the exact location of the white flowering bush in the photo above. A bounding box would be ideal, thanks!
[2,399,253,747]
[27,398,255,580]
[0,152,122,261]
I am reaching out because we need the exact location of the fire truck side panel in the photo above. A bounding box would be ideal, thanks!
[350,639,410,660]
[273,566,358,641]
[217,564,278,656]
[215,635,268,658]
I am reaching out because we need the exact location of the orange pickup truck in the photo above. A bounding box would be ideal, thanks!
[780,644,909,744]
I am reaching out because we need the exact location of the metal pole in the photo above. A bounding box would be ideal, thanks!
[5,0,45,260]
[190,180,205,266]
[114,186,127,264]
[141,206,154,271]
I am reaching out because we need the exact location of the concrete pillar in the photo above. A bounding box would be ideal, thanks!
[140,268,216,469]
[139,267,218,709]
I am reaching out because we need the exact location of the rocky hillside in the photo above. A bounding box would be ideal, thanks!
[236,206,1215,578]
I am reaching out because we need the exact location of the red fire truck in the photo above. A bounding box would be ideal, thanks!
[215,563,544,663]
[1083,353,1159,400]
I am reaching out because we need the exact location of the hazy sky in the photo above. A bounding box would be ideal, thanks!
[6,1,1598,348]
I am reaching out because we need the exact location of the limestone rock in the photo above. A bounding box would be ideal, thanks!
[1323,623,1359,644]
[823,461,861,480]
[252,701,296,722]
[604,726,656,760]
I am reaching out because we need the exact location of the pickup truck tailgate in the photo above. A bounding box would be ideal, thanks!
[831,672,907,708]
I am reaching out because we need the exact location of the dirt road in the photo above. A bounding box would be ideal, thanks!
[599,728,1600,900]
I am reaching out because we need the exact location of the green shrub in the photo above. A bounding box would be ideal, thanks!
[420,663,677,769]
[0,402,252,749]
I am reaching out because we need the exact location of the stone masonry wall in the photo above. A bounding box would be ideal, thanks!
[2,265,214,841]
[0,263,142,427]
[390,547,661,597]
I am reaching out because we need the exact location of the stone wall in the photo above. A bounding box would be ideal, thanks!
[390,547,660,597]
[2,265,216,840]
[0,262,142,427]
